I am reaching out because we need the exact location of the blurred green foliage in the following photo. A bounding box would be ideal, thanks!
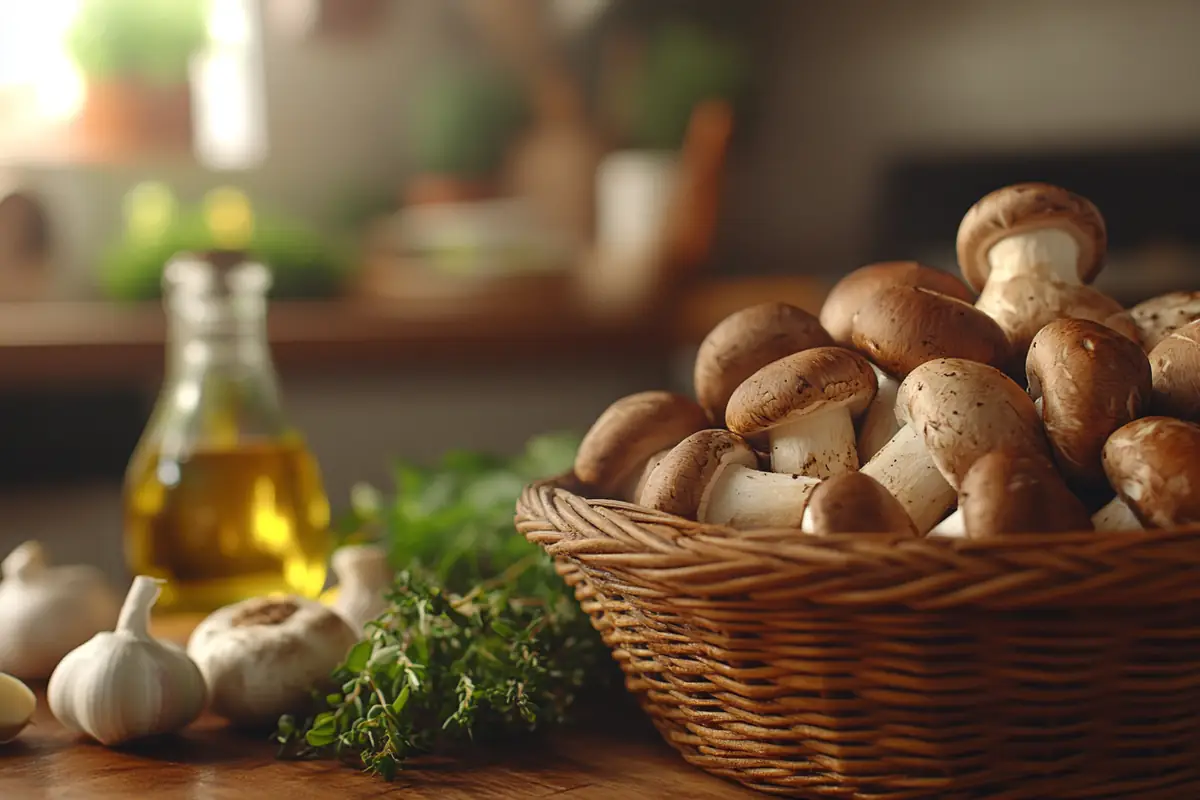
[624,22,749,150]
[66,0,210,84]
[335,431,583,597]
[99,208,353,301]
[407,60,529,178]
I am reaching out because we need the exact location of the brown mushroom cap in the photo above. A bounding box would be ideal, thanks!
[958,451,1092,538]
[575,391,710,497]
[804,472,917,537]
[849,285,1010,378]
[637,429,757,519]
[693,302,833,424]
[1149,319,1200,423]
[818,261,974,345]
[1102,416,1200,528]
[1108,290,1200,352]
[956,182,1107,292]
[898,358,1049,489]
[1026,318,1152,489]
[979,274,1126,365]
[725,346,878,436]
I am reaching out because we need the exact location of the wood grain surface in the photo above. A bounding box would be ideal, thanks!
[0,616,757,799]
[0,276,829,387]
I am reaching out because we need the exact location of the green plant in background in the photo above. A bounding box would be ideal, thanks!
[624,22,749,150]
[276,432,616,779]
[65,0,210,85]
[100,206,353,301]
[407,60,530,178]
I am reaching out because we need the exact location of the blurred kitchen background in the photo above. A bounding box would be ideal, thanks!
[2,0,1198,576]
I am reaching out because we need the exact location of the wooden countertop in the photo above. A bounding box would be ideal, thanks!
[0,276,830,387]
[0,616,756,800]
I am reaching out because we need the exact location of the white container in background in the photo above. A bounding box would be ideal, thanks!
[595,150,680,261]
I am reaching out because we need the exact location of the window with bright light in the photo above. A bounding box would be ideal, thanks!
[0,0,267,169]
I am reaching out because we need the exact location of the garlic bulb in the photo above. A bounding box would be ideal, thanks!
[48,576,207,746]
[0,672,36,743]
[328,544,391,632]
[0,540,121,680]
[187,595,357,727]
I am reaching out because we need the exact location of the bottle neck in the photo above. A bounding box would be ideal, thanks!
[153,290,289,449]
[164,293,275,382]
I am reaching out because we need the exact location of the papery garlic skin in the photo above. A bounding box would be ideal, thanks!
[328,544,391,632]
[47,576,207,747]
[188,595,358,727]
[0,672,36,743]
[0,541,121,680]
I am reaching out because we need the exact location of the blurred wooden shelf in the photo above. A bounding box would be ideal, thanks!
[0,276,829,387]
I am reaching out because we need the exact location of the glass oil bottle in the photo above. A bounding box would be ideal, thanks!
[124,252,331,613]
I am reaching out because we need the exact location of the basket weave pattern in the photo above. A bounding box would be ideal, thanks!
[516,477,1200,799]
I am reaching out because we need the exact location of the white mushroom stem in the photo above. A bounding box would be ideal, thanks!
[768,407,858,479]
[702,465,819,529]
[856,365,901,462]
[985,228,1081,284]
[1092,497,1144,532]
[1,541,45,580]
[860,424,957,534]
[928,508,965,538]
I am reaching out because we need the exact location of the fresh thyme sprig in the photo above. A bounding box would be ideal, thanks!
[275,432,614,779]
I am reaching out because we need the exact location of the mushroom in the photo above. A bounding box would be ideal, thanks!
[638,429,819,529]
[799,472,917,537]
[725,347,877,478]
[1092,416,1200,531]
[1149,319,1200,423]
[693,302,833,424]
[957,182,1106,291]
[575,390,710,502]
[1025,318,1152,490]
[953,451,1092,539]
[976,274,1127,365]
[1106,290,1200,352]
[956,182,1126,362]
[848,285,1010,460]
[859,358,1050,534]
[818,260,974,345]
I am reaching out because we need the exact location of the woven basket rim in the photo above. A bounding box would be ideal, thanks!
[516,474,1200,611]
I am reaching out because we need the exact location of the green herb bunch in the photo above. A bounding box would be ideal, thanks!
[276,432,614,778]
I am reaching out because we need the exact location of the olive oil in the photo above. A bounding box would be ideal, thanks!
[125,249,333,614]
[125,438,330,613]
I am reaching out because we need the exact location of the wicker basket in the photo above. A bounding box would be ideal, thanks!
[516,475,1200,799]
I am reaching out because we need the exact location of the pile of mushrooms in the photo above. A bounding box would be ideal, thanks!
[574,182,1200,539]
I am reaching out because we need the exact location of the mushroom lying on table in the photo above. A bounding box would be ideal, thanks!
[1093,416,1200,531]
[693,302,833,425]
[848,285,1010,460]
[932,451,1092,539]
[1106,290,1200,352]
[956,182,1127,366]
[800,472,917,537]
[725,346,877,478]
[638,429,819,529]
[859,358,1050,534]
[818,260,974,346]
[574,390,709,502]
[1025,318,1152,491]
[1149,319,1200,423]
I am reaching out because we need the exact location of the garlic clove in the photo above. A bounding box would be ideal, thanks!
[0,540,122,680]
[0,672,36,743]
[187,595,358,727]
[47,576,207,747]
[328,544,391,632]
